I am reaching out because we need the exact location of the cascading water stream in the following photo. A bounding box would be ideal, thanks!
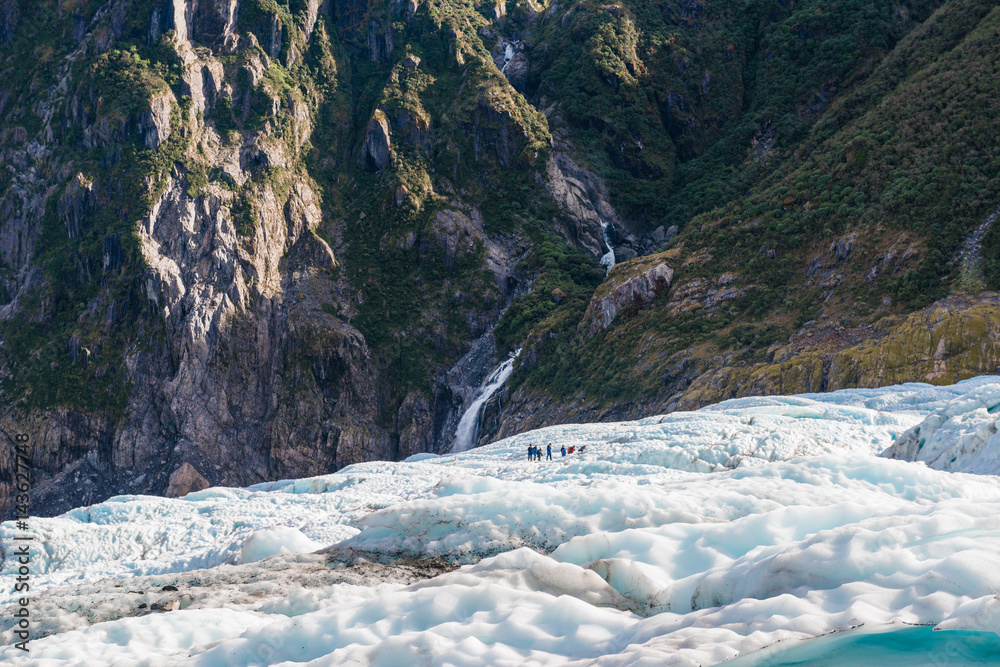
[600,220,616,271]
[450,349,521,453]
[501,41,518,73]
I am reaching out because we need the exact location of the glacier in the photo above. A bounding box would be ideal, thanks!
[3,378,1000,665]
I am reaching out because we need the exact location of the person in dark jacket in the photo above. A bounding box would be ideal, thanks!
[546,443,553,460]
[561,445,567,457]
[527,445,533,461]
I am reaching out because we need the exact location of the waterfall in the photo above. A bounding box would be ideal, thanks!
[501,41,518,74]
[450,349,520,453]
[600,220,616,271]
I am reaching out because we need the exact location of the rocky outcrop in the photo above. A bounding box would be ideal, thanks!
[493,39,528,91]
[57,173,97,240]
[584,261,674,334]
[366,17,394,62]
[392,108,431,152]
[542,110,628,259]
[192,0,240,52]
[360,110,392,172]
[423,209,481,269]
[471,92,528,167]
[396,391,434,459]
[83,114,129,150]
[140,94,174,150]
[165,462,211,497]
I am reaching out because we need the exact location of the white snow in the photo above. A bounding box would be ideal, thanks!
[239,527,322,564]
[4,377,1000,665]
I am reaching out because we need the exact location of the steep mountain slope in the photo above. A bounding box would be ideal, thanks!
[495,0,1000,436]
[1,0,999,515]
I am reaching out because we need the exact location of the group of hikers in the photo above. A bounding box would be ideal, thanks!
[526,443,587,461]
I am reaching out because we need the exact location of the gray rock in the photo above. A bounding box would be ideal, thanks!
[615,246,638,262]
[192,0,238,50]
[587,263,674,334]
[392,108,431,152]
[545,148,624,260]
[831,233,856,263]
[57,173,97,240]
[366,18,394,62]
[150,599,181,612]
[268,15,283,59]
[140,94,173,150]
[471,94,528,167]
[401,54,421,73]
[360,110,392,172]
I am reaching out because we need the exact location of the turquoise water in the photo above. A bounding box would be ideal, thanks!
[719,626,1000,666]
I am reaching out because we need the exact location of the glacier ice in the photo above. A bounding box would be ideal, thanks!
[239,526,322,564]
[3,377,1000,665]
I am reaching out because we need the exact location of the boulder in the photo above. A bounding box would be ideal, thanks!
[164,462,210,498]
[401,54,421,73]
[151,599,181,612]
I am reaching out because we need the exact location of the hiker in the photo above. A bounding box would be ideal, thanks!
[546,443,553,460]
[527,445,533,461]
[561,445,567,457]
[568,446,575,454]
[579,445,586,454]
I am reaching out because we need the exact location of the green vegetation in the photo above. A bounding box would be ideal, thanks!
[524,0,947,227]
[494,239,605,354]
[3,0,1000,434]
[510,0,1000,405]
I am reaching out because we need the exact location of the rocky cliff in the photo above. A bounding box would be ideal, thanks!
[2,0,1000,516]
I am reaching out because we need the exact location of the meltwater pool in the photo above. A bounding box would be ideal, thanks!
[720,625,1000,666]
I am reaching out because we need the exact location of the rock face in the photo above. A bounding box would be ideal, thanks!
[471,92,528,167]
[140,94,173,150]
[57,173,97,240]
[165,462,210,498]
[192,0,239,51]
[392,108,431,153]
[0,0,550,519]
[361,110,392,172]
[366,17,394,62]
[584,262,674,334]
